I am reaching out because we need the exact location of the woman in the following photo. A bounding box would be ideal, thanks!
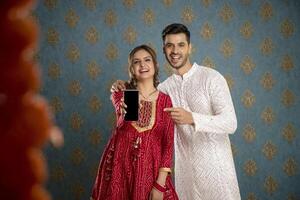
[91,45,178,200]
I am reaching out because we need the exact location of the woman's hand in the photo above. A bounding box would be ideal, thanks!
[119,97,127,116]
[149,170,168,200]
[120,94,143,117]
[149,188,163,200]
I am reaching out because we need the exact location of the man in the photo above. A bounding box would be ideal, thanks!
[112,23,241,200]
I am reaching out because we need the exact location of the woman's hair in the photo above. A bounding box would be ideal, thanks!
[126,44,159,89]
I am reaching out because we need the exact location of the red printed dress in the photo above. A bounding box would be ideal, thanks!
[91,91,178,200]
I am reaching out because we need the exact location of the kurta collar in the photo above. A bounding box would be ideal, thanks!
[173,62,198,81]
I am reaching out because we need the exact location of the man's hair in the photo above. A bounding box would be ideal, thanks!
[162,23,190,44]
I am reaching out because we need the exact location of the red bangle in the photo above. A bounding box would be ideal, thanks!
[153,182,167,193]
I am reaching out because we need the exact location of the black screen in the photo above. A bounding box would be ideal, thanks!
[124,90,139,121]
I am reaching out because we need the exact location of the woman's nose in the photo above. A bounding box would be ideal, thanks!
[140,61,145,67]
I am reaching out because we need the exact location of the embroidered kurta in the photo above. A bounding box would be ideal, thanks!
[158,63,241,200]
[91,91,178,200]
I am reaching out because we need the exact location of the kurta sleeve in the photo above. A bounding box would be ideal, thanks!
[110,91,124,128]
[160,96,175,173]
[191,74,237,134]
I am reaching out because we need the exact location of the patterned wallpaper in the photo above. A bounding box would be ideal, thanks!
[34,0,300,199]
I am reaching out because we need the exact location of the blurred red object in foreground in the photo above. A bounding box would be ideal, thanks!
[0,1,63,199]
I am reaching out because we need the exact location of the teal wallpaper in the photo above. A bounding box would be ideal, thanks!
[35,0,300,199]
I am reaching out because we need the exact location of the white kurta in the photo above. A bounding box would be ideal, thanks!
[158,63,241,200]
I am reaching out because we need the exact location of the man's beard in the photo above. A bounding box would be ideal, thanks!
[166,54,189,70]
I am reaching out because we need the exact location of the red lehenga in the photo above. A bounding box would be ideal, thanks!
[91,91,179,200]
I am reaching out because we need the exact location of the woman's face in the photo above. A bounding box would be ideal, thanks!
[131,49,155,82]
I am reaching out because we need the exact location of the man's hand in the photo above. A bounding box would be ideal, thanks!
[164,107,194,125]
[110,80,126,93]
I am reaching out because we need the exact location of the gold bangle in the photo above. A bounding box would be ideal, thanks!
[159,167,172,174]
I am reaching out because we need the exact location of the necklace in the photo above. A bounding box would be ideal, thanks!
[139,89,157,100]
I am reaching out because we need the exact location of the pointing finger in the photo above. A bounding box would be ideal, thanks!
[164,107,175,112]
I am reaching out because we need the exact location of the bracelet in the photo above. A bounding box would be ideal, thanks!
[153,182,167,193]
[159,167,172,174]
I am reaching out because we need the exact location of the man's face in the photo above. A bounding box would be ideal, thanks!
[163,33,191,70]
